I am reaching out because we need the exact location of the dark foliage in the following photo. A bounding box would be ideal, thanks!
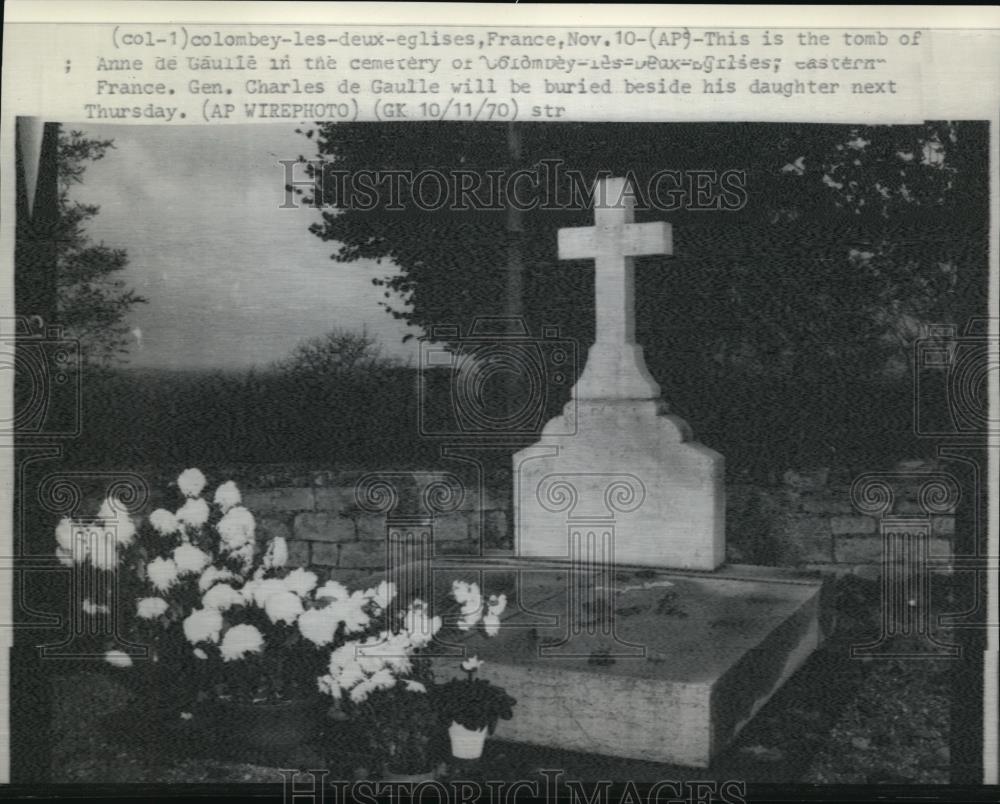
[435,674,516,734]
[293,121,989,471]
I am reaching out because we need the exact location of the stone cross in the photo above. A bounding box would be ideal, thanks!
[558,177,672,401]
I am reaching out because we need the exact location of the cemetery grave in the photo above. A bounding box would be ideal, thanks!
[48,572,953,784]
[35,173,966,789]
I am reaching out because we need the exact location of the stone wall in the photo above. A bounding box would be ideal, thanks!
[239,470,512,587]
[74,460,957,582]
[235,460,956,582]
[726,463,957,577]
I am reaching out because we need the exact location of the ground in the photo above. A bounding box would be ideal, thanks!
[49,575,955,786]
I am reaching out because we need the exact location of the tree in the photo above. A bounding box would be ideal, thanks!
[271,325,403,378]
[56,131,146,367]
[265,326,424,464]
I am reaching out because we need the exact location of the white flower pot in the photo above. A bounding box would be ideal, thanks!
[448,721,487,759]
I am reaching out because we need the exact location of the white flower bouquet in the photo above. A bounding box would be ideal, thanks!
[315,591,445,776]
[59,469,379,712]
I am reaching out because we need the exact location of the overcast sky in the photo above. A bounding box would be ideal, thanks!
[74,124,421,370]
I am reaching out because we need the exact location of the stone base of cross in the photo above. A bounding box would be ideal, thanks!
[514,176,725,571]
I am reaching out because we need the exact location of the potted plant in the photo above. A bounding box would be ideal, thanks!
[432,580,516,760]
[435,656,516,760]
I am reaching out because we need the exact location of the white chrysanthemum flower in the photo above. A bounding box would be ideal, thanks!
[176,497,210,530]
[247,578,288,607]
[217,506,255,551]
[366,581,396,611]
[213,481,241,513]
[104,650,133,668]
[487,593,507,617]
[263,535,288,569]
[149,509,180,536]
[382,637,413,676]
[202,583,243,611]
[403,679,427,693]
[357,631,413,675]
[350,678,376,704]
[458,607,483,631]
[55,518,75,553]
[177,468,207,498]
[232,542,255,570]
[325,593,371,634]
[87,530,119,571]
[182,607,223,644]
[404,602,442,648]
[56,547,73,566]
[314,580,348,601]
[239,579,260,606]
[147,557,179,592]
[317,674,340,699]
[461,656,484,672]
[173,543,211,576]
[338,670,365,696]
[284,568,318,597]
[114,517,136,547]
[264,590,304,625]
[97,497,121,521]
[483,612,501,637]
[197,565,234,593]
[298,607,340,646]
[82,598,109,615]
[70,526,93,565]
[328,640,354,668]
[461,586,483,613]
[334,659,366,693]
[193,647,208,660]
[297,605,340,646]
[456,582,484,631]
[137,597,169,619]
[220,623,264,661]
[369,668,397,692]
[452,580,479,605]
[355,638,388,676]
[97,498,136,547]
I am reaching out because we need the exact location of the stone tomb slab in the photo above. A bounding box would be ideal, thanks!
[427,560,833,768]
